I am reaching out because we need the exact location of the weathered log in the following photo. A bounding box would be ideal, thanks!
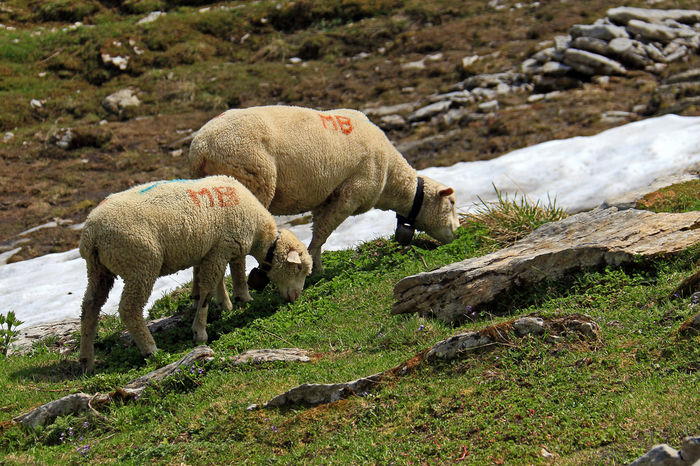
[13,393,93,428]
[229,348,311,365]
[393,207,700,323]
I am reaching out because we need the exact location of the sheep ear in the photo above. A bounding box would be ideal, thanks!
[286,250,302,264]
[439,187,454,197]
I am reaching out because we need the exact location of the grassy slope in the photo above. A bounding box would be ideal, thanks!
[1,197,699,464]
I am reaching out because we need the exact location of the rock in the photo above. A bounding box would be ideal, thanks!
[665,68,700,84]
[102,88,141,119]
[2,131,13,143]
[29,99,42,109]
[136,11,165,25]
[426,331,493,360]
[48,126,111,150]
[393,207,700,322]
[362,103,415,117]
[628,444,683,466]
[681,436,700,463]
[553,35,571,51]
[264,374,383,408]
[542,61,571,76]
[644,43,666,63]
[407,100,451,122]
[461,54,479,72]
[401,59,426,70]
[120,314,184,346]
[441,108,483,127]
[461,71,526,90]
[569,23,629,41]
[608,38,652,67]
[10,318,81,355]
[563,48,626,75]
[513,317,546,336]
[626,19,692,43]
[229,348,311,365]
[471,87,497,101]
[378,114,406,130]
[607,7,700,26]
[601,110,636,124]
[428,90,473,105]
[521,58,542,74]
[478,100,499,113]
[571,36,610,56]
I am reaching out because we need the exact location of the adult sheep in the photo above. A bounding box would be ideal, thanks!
[78,175,312,372]
[189,105,459,276]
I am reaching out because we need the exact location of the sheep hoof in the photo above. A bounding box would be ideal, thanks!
[233,293,252,303]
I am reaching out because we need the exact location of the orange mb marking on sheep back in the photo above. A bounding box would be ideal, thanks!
[212,186,240,207]
[319,114,338,131]
[188,188,215,207]
[335,115,353,134]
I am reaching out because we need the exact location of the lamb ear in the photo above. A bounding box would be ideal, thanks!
[439,187,454,197]
[286,250,302,264]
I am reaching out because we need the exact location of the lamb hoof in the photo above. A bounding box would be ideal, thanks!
[193,331,208,344]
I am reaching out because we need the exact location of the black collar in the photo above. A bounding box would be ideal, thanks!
[395,177,424,246]
[247,232,280,291]
[259,232,280,273]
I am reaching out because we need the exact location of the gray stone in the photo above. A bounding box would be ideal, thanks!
[10,318,81,355]
[378,114,406,130]
[532,47,562,64]
[644,43,666,63]
[542,61,571,76]
[393,208,700,322]
[563,48,626,75]
[362,103,415,117]
[628,444,683,466]
[601,110,636,124]
[471,87,497,101]
[461,54,479,72]
[607,7,700,26]
[513,317,546,336]
[407,100,451,122]
[608,38,652,67]
[229,348,310,365]
[264,374,383,408]
[102,88,141,119]
[626,19,694,43]
[478,100,499,113]
[425,331,494,360]
[121,314,184,346]
[137,11,165,25]
[553,35,572,51]
[521,58,542,74]
[428,90,473,105]
[569,23,629,41]
[681,436,700,464]
[571,36,610,56]
[666,68,700,84]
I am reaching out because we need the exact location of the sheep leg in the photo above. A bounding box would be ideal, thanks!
[229,259,252,302]
[191,265,201,303]
[118,275,158,358]
[310,182,366,273]
[192,258,227,343]
[214,275,234,310]
[79,263,115,372]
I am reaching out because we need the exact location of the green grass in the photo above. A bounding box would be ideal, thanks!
[1,199,699,464]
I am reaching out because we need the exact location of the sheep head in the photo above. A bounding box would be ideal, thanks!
[414,177,459,244]
[266,229,313,302]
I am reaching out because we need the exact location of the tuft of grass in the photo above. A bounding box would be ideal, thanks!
[460,184,568,246]
[637,180,700,213]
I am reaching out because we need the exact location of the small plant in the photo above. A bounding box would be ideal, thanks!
[460,184,568,246]
[0,310,23,356]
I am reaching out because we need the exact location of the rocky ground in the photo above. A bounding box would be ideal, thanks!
[0,0,699,263]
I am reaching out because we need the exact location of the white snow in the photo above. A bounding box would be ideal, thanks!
[1,114,699,329]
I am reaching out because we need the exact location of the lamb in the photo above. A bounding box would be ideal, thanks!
[189,104,459,278]
[78,175,312,372]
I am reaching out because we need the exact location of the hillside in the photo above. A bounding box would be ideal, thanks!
[0,0,699,262]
